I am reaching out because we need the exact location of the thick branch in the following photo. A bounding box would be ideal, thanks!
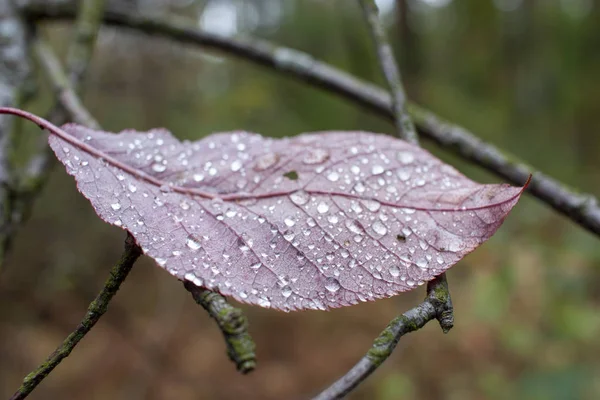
[312,275,452,399]
[21,2,600,237]
[358,0,417,144]
[184,281,257,373]
[9,234,142,400]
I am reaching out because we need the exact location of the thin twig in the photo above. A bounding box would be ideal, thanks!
[66,0,106,93]
[33,39,100,128]
[184,281,257,373]
[358,0,417,144]
[9,234,142,400]
[22,2,600,238]
[312,275,452,400]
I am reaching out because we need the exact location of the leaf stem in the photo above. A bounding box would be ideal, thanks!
[358,0,418,145]
[184,281,257,373]
[9,234,142,400]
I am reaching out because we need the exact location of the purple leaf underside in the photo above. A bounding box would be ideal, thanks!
[49,127,525,311]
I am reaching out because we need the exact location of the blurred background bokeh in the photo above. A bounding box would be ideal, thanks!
[2,0,600,399]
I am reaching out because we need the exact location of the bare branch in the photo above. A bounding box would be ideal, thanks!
[184,281,257,373]
[33,39,100,128]
[312,275,452,399]
[331,1,453,394]
[21,2,600,237]
[65,0,106,93]
[358,0,417,144]
[9,233,142,400]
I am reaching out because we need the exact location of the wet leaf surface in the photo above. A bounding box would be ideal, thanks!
[49,126,526,311]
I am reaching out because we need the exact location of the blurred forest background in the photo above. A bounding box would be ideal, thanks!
[2,0,600,399]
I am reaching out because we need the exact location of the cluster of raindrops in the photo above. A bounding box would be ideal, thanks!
[49,127,524,311]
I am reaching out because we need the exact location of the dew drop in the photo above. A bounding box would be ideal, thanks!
[111,202,121,211]
[363,199,381,212]
[113,219,122,226]
[419,240,429,250]
[303,148,329,165]
[281,285,293,298]
[289,190,309,206]
[152,163,167,172]
[390,265,400,277]
[193,173,204,182]
[128,183,137,193]
[436,255,444,264]
[186,236,201,250]
[184,273,203,287]
[257,297,271,307]
[180,201,190,210]
[346,219,364,235]
[225,210,237,218]
[230,159,242,172]
[284,216,296,227]
[172,250,182,257]
[327,171,339,182]
[325,277,341,293]
[371,165,385,175]
[317,202,329,214]
[353,181,366,193]
[155,257,167,267]
[255,152,279,170]
[398,170,411,181]
[327,214,339,224]
[350,165,360,175]
[397,151,415,164]
[448,241,463,252]
[283,230,295,241]
[371,220,388,237]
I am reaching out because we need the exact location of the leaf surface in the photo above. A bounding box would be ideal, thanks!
[49,127,526,311]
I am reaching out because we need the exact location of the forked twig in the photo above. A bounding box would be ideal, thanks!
[313,275,452,399]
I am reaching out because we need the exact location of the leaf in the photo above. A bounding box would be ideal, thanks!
[48,125,526,311]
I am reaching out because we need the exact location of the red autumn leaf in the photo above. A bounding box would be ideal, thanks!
[40,120,526,311]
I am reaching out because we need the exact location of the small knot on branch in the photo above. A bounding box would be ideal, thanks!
[426,273,454,334]
[184,281,257,373]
